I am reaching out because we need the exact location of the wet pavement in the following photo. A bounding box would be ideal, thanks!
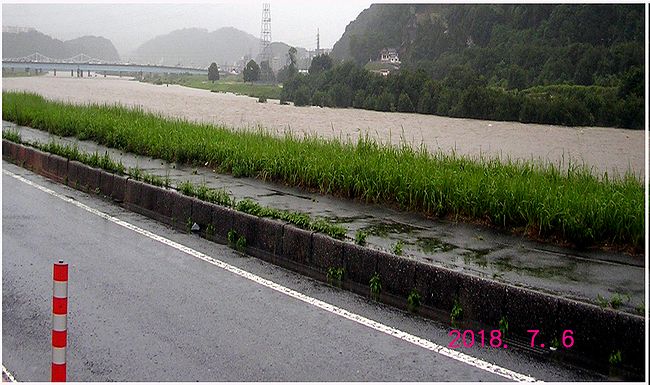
[4,161,608,381]
[3,120,645,315]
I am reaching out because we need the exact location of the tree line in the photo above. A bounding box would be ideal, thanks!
[279,56,643,129]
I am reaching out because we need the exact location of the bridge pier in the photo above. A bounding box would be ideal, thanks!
[53,69,56,76]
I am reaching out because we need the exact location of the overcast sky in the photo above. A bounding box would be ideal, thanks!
[2,1,373,55]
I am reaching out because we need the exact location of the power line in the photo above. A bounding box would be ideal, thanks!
[259,3,271,63]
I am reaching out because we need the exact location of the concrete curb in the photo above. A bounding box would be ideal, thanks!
[3,140,644,374]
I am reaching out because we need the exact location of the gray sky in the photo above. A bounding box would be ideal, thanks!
[1,1,373,56]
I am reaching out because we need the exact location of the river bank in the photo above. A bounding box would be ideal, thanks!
[2,74,644,179]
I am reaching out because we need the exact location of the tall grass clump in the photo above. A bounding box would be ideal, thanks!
[2,128,22,143]
[2,91,643,250]
[2,130,127,176]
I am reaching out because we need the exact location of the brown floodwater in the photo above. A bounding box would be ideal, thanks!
[3,75,645,178]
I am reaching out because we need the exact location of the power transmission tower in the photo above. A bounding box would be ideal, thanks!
[260,2,272,81]
[316,28,320,56]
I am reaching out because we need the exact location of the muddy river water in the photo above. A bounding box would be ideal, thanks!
[2,75,645,178]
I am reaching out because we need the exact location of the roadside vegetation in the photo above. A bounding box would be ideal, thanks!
[2,69,48,78]
[139,73,282,100]
[2,91,644,251]
[2,127,346,240]
[177,181,346,239]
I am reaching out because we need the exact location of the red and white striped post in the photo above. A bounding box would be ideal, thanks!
[52,260,68,382]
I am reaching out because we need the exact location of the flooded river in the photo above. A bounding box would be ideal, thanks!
[2,74,645,178]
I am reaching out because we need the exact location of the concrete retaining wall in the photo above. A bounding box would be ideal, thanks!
[3,139,644,374]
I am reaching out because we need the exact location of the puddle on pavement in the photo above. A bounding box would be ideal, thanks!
[362,221,419,237]
[493,255,580,281]
[327,215,373,224]
[416,237,457,253]
[461,249,489,268]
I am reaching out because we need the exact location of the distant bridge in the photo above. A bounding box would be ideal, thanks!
[2,52,208,75]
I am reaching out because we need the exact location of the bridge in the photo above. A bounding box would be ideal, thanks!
[2,52,208,75]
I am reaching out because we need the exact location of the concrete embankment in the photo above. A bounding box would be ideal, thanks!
[3,139,645,376]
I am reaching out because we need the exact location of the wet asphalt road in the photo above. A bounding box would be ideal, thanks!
[1,162,603,381]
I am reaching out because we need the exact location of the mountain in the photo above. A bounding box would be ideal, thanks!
[64,36,120,62]
[2,29,120,62]
[130,27,259,68]
[331,4,644,89]
[130,27,310,70]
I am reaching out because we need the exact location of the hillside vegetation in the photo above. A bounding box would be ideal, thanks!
[2,30,120,62]
[282,4,644,129]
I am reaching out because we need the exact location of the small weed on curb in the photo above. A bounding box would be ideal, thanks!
[369,272,381,300]
[355,230,368,246]
[227,229,246,252]
[326,267,345,287]
[392,240,404,255]
[609,350,622,366]
[451,300,463,328]
[499,316,509,338]
[407,288,421,312]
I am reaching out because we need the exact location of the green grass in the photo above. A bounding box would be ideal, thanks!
[609,350,622,366]
[2,91,644,251]
[2,70,47,78]
[326,267,345,286]
[2,128,22,142]
[392,240,404,255]
[176,180,346,239]
[407,289,421,312]
[355,230,368,246]
[140,74,282,100]
[451,300,463,327]
[369,272,382,299]
[129,166,171,188]
[499,316,509,337]
[227,229,246,252]
[15,138,126,176]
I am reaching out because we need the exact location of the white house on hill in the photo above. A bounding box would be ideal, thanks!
[379,48,400,64]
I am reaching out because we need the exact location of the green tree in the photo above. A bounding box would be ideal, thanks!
[288,46,298,68]
[208,62,220,82]
[312,91,329,107]
[353,90,366,108]
[416,90,433,114]
[277,47,299,84]
[294,85,311,106]
[243,60,260,83]
[260,60,275,82]
[397,92,415,112]
[376,91,394,112]
[309,54,333,75]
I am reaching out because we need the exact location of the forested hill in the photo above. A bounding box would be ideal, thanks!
[277,4,643,129]
[332,4,644,90]
[2,30,120,62]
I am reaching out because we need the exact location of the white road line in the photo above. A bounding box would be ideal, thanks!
[2,365,17,382]
[4,169,539,382]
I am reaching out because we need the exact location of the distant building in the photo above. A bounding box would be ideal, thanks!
[2,26,35,34]
[379,48,400,64]
[308,48,331,59]
[365,60,400,77]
